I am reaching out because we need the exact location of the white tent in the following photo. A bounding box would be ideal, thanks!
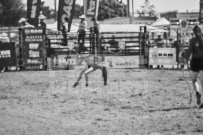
[151,17,170,27]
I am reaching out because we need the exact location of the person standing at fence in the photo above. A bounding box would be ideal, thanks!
[38,11,46,34]
[154,33,164,68]
[18,18,35,71]
[1,33,10,43]
[163,33,170,48]
[18,18,35,28]
[108,35,119,53]
[73,55,107,87]
[0,33,10,73]
[154,33,164,48]
[77,15,87,53]
[180,25,203,108]
[99,35,107,54]
[89,17,100,54]
[62,17,69,46]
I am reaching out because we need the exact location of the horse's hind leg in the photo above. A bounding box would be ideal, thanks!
[85,67,94,87]
[102,66,107,85]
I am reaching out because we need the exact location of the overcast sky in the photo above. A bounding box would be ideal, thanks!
[24,0,199,13]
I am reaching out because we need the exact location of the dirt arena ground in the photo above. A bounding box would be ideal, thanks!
[0,68,203,135]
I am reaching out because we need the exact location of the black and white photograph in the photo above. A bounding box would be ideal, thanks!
[0,0,203,135]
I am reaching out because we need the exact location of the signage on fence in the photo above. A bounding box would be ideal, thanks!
[0,42,17,67]
[104,56,145,68]
[23,28,45,70]
[50,54,76,70]
[47,34,64,48]
[47,34,76,49]
[149,48,176,65]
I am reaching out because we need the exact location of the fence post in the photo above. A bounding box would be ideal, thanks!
[176,29,179,69]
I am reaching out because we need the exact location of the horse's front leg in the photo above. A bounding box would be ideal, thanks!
[73,69,86,87]
[84,67,94,87]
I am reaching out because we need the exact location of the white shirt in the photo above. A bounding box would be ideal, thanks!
[78,21,87,31]
[1,37,10,43]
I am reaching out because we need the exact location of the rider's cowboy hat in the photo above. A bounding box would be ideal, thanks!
[18,18,27,23]
[79,15,86,19]
[2,33,8,37]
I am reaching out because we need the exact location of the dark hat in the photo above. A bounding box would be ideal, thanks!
[19,18,27,23]
[79,15,85,19]
[64,17,69,22]
[91,17,96,21]
[193,25,201,33]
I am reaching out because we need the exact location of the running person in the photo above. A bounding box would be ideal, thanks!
[180,25,203,108]
[73,55,107,87]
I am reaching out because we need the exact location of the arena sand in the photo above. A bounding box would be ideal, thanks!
[0,69,203,135]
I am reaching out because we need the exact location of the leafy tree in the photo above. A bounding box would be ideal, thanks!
[137,0,159,18]
[73,4,83,18]
[42,6,56,20]
[98,0,127,20]
[0,0,26,26]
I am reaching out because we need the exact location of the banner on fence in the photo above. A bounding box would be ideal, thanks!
[47,34,64,48]
[149,48,176,65]
[48,54,147,70]
[27,0,42,27]
[49,54,76,70]
[0,43,17,67]
[103,56,146,68]
[23,28,45,70]
[57,0,76,31]
[84,0,99,17]
[84,0,99,28]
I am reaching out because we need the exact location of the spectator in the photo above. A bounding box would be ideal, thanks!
[169,38,174,48]
[18,18,34,28]
[0,32,10,72]
[77,15,87,53]
[99,35,106,53]
[62,17,69,46]
[38,11,46,34]
[108,35,119,53]
[154,33,164,68]
[108,35,118,47]
[163,33,170,48]
[1,33,10,43]
[154,33,164,48]
[180,25,203,108]
[89,17,100,54]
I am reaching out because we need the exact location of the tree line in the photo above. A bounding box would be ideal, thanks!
[0,0,128,27]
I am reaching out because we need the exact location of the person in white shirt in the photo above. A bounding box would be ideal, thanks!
[62,17,69,46]
[1,33,10,43]
[77,15,87,53]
